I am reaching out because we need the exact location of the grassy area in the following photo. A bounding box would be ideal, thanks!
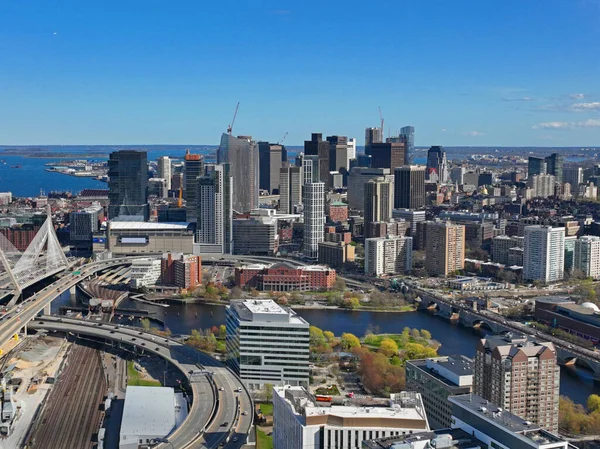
[127,361,161,387]
[260,403,274,415]
[315,385,341,396]
[256,428,273,449]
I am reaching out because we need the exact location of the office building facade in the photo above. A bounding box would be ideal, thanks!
[184,150,204,223]
[364,127,383,154]
[69,205,103,251]
[369,142,406,170]
[394,165,425,209]
[474,334,560,433]
[232,216,278,256]
[226,299,310,389]
[108,150,149,221]
[425,221,465,276]
[258,141,284,194]
[563,167,583,189]
[574,236,600,279]
[400,126,414,162]
[364,235,413,276]
[364,177,393,238]
[303,182,325,259]
[304,133,331,187]
[347,167,393,211]
[157,156,172,191]
[523,225,565,282]
[426,146,448,183]
[279,166,303,214]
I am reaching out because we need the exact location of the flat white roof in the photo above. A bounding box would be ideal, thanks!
[110,221,190,230]
[243,299,287,315]
[120,386,176,438]
[305,405,425,421]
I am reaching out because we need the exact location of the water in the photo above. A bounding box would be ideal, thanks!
[100,297,600,405]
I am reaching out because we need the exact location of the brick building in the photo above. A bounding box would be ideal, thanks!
[161,253,202,289]
[235,262,336,292]
[327,201,348,223]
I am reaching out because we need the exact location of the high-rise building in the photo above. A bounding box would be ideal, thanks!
[394,165,425,209]
[528,153,563,184]
[425,221,465,276]
[450,166,465,185]
[184,150,204,223]
[563,166,583,189]
[347,167,393,211]
[302,155,320,185]
[157,156,172,191]
[364,177,393,238]
[226,299,309,389]
[346,137,356,168]
[528,156,547,178]
[326,135,350,174]
[392,209,426,237]
[369,141,407,170]
[196,164,232,255]
[304,133,330,187]
[574,236,600,280]
[400,126,415,163]
[474,334,560,433]
[258,141,283,194]
[364,127,383,154]
[108,150,149,221]
[527,174,556,198]
[303,182,325,259]
[217,133,259,213]
[426,146,448,183]
[278,166,303,214]
[232,215,278,256]
[492,235,524,265]
[523,225,565,282]
[69,204,103,251]
[364,235,413,276]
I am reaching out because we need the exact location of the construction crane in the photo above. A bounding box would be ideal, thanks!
[378,106,384,135]
[227,102,240,135]
[177,187,183,208]
[278,132,288,145]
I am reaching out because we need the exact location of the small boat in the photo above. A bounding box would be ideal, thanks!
[10,165,21,169]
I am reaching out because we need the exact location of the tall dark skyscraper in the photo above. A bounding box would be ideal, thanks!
[218,133,259,213]
[400,126,415,162]
[369,141,406,170]
[394,165,426,209]
[184,150,204,223]
[426,146,448,183]
[196,163,232,254]
[528,153,563,184]
[258,141,284,194]
[326,135,349,174]
[304,133,331,187]
[528,156,546,178]
[364,127,383,155]
[108,150,149,221]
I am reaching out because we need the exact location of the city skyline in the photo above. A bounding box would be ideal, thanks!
[1,1,599,146]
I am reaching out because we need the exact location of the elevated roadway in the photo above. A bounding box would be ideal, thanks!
[28,316,253,449]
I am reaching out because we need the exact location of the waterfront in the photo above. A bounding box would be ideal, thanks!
[53,294,600,406]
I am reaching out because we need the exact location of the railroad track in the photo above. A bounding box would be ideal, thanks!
[26,344,107,449]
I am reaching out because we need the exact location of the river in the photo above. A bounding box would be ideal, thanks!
[51,293,600,406]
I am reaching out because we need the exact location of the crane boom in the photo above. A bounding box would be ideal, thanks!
[378,106,384,135]
[279,132,288,145]
[227,102,240,135]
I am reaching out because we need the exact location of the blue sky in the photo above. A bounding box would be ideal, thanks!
[1,0,599,147]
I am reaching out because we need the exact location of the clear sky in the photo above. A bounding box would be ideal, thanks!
[1,0,599,147]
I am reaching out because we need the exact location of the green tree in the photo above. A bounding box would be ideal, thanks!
[588,394,600,413]
[309,326,326,347]
[379,338,399,357]
[219,324,227,339]
[344,297,360,309]
[341,333,361,351]
[323,331,335,343]
[265,383,274,402]
[411,328,421,339]
[140,318,151,330]
[420,329,432,340]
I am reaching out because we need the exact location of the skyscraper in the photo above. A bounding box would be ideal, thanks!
[425,221,465,276]
[326,135,350,174]
[364,177,394,238]
[545,153,563,184]
[574,236,600,280]
[400,126,415,163]
[258,141,283,194]
[346,138,356,168]
[474,334,560,433]
[347,167,393,211]
[527,174,556,198]
[304,133,330,187]
[157,156,172,191]
[302,155,320,185]
[523,225,565,282]
[184,150,204,223]
[217,133,259,213]
[563,167,583,188]
[279,166,303,214]
[196,164,232,254]
[369,141,407,170]
[394,166,425,209]
[528,156,547,178]
[426,146,448,183]
[365,235,413,276]
[108,150,149,221]
[364,127,383,154]
[303,182,325,259]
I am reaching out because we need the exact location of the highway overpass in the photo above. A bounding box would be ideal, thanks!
[28,316,253,449]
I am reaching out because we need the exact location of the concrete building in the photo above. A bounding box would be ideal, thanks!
[274,387,429,449]
[119,386,187,449]
[365,235,413,276]
[392,209,425,237]
[232,215,278,256]
[364,177,394,238]
[129,258,162,289]
[161,253,202,290]
[449,394,568,449]
[426,146,448,183]
[235,263,336,292]
[327,135,350,174]
[365,127,383,154]
[304,133,332,187]
[148,177,168,198]
[157,156,172,191]
[574,236,600,279]
[363,428,486,449]
[369,142,407,170]
[217,133,259,213]
[70,204,103,251]
[318,241,355,269]
[492,235,524,265]
[528,174,556,199]
[303,182,325,259]
[259,141,284,194]
[226,300,310,389]
[394,166,425,210]
[108,150,149,221]
[183,150,204,223]
[450,166,466,185]
[347,137,356,168]
[405,356,473,429]
[347,168,393,211]
[196,164,233,255]
[535,296,600,344]
[474,334,560,433]
[107,221,194,256]
[279,166,303,214]
[425,222,465,277]
[0,192,12,205]
[523,226,565,283]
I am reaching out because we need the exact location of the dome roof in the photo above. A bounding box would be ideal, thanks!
[581,302,600,312]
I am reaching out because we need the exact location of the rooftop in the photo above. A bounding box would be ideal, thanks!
[362,428,486,449]
[109,221,191,230]
[230,300,308,326]
[535,296,572,305]
[120,386,176,438]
